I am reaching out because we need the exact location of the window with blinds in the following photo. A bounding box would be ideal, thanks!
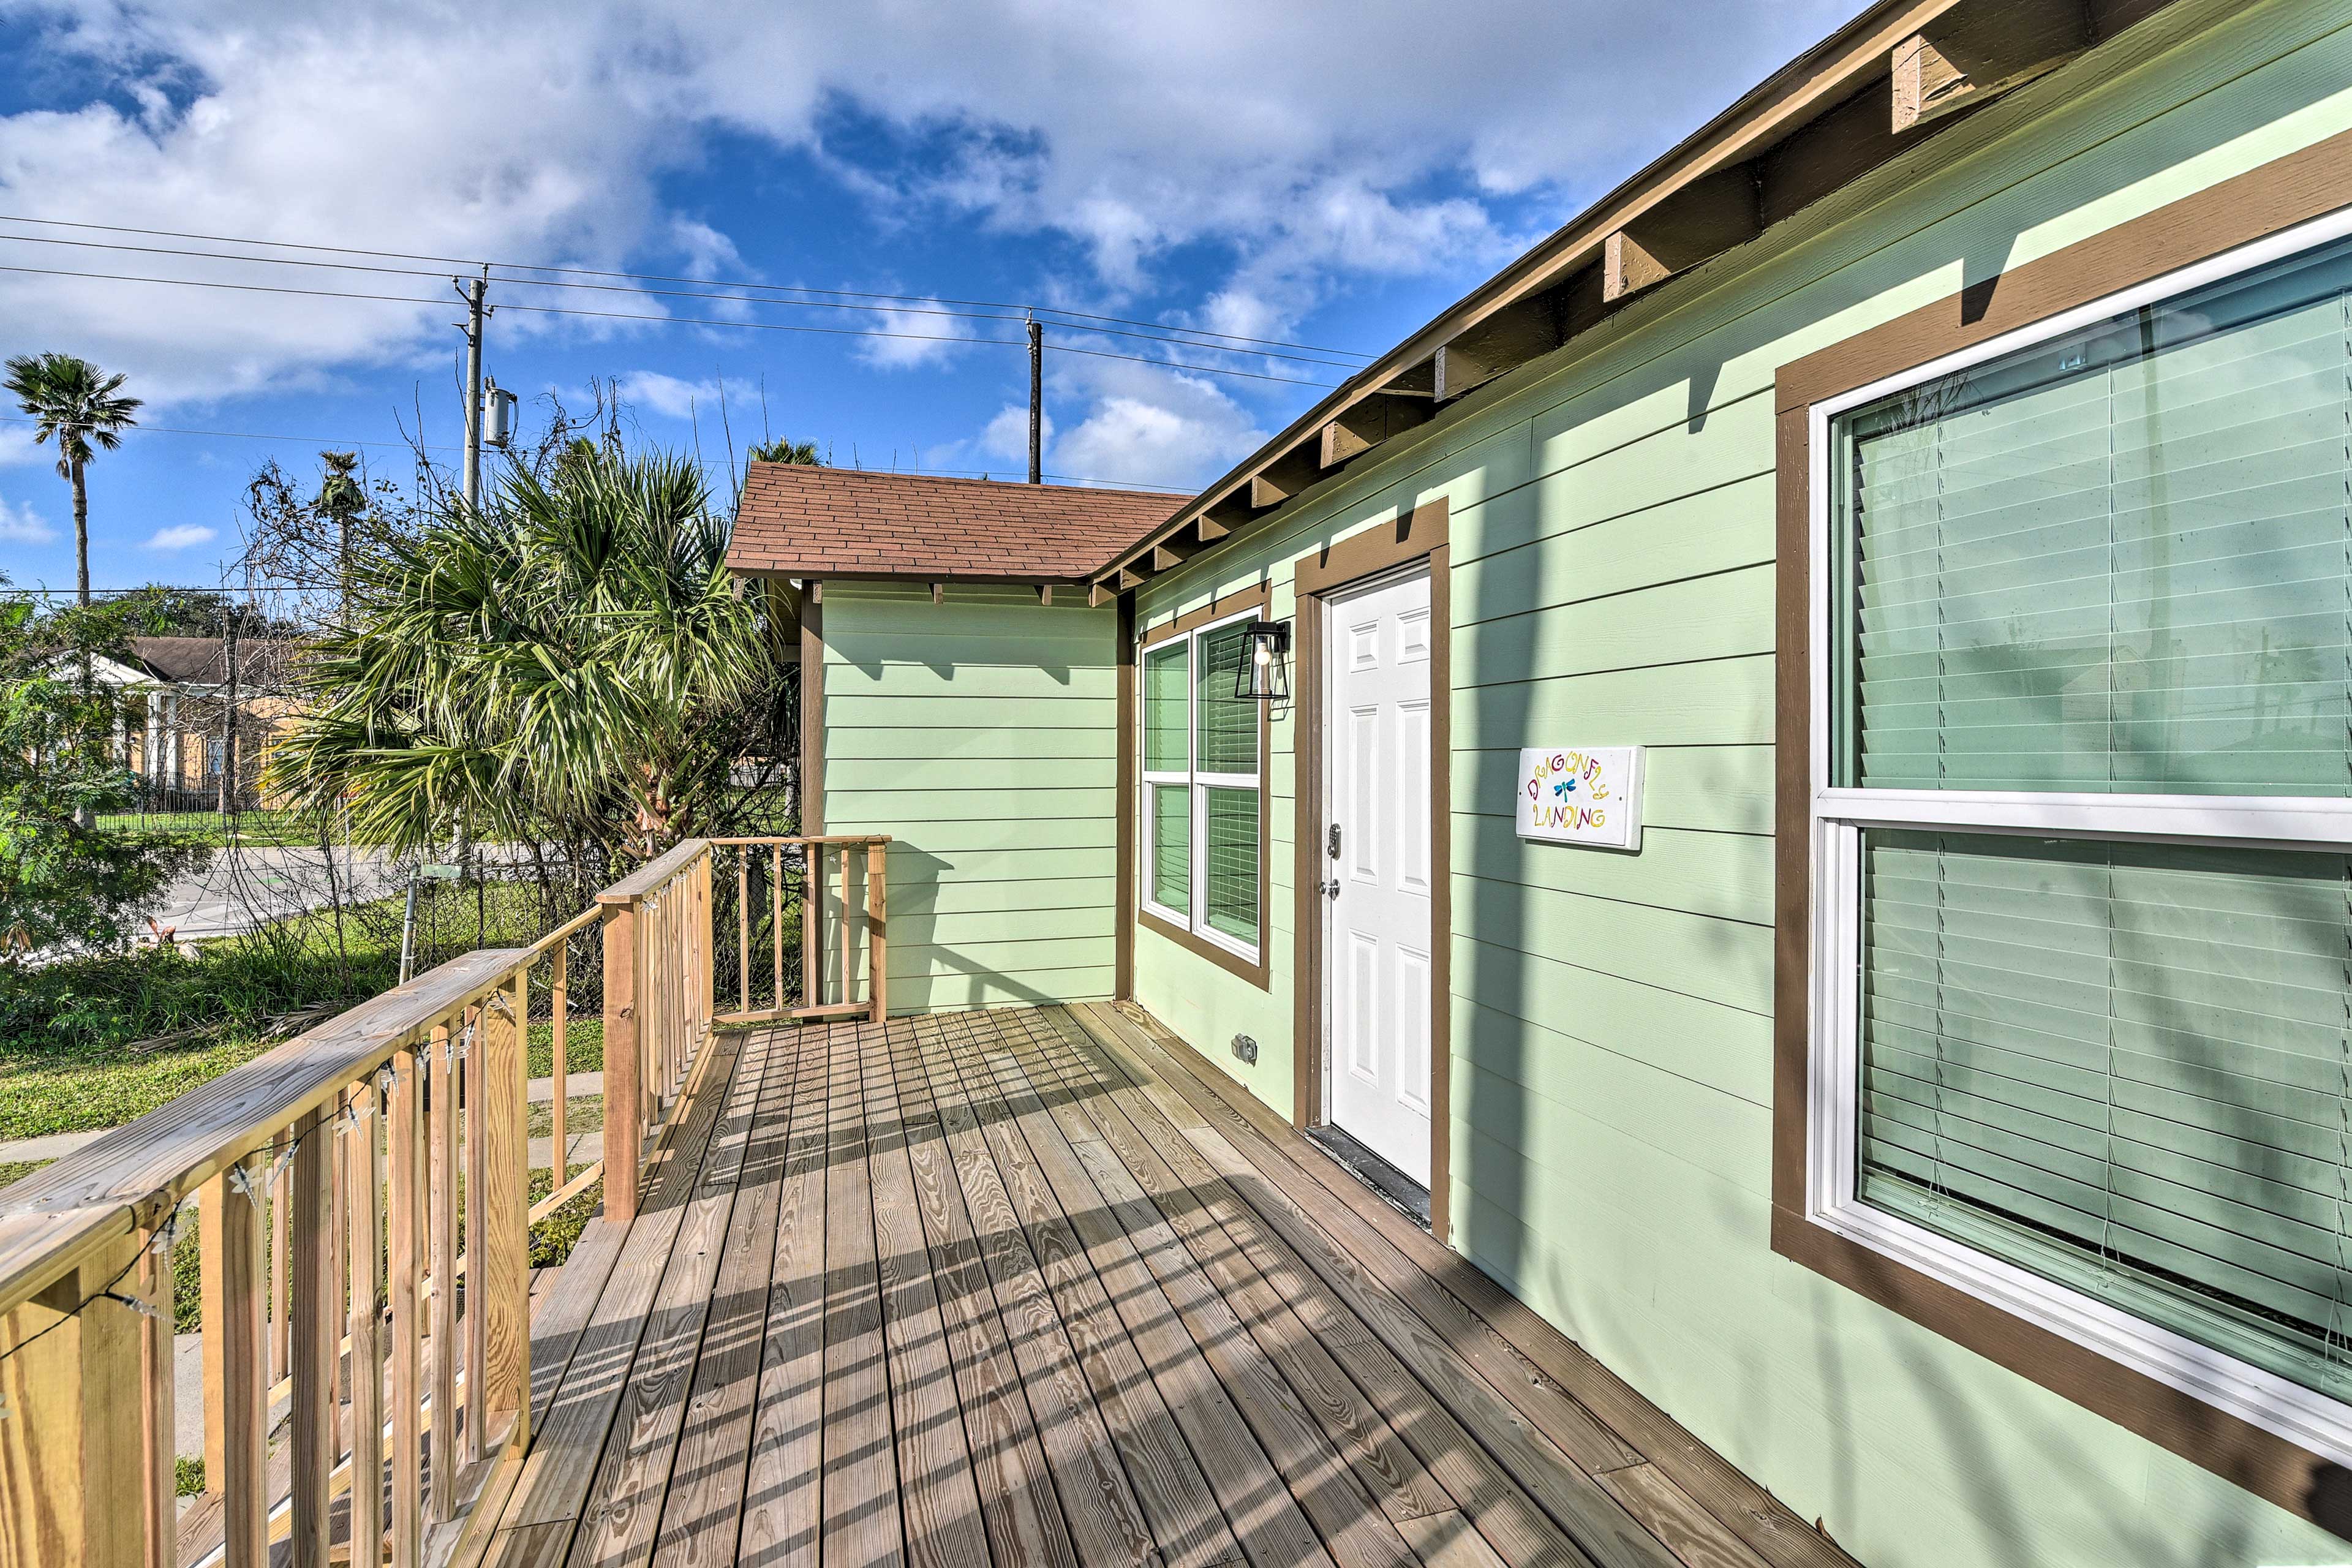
[1139,613,1263,957]
[1834,234,2352,796]
[1824,225,2352,1412]
[1860,830,2352,1398]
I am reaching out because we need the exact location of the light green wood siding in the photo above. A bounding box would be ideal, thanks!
[821,582,1119,1012]
[1133,4,2352,1562]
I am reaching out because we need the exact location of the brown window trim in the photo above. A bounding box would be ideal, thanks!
[1136,582,1273,992]
[1773,127,2352,1533]
[1291,498,1452,1245]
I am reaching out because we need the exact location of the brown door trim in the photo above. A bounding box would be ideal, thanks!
[1114,592,1137,1001]
[1292,497,1452,1243]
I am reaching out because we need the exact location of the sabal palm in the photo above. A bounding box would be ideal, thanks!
[2,353,141,605]
[266,445,786,860]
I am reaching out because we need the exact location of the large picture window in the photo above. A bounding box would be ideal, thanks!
[1810,217,2352,1455]
[1141,610,1262,963]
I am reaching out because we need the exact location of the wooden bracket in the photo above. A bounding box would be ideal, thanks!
[1893,1,2091,132]
[929,582,944,606]
[1319,393,1433,469]
[1602,164,1762,303]
[1036,584,1054,606]
[1117,566,1146,591]
[1434,290,1565,401]
[1088,582,1114,608]
[1248,443,1324,509]
[1151,538,1202,573]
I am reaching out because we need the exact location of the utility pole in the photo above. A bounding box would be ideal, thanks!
[1027,316,1043,484]
[218,605,239,823]
[456,268,490,515]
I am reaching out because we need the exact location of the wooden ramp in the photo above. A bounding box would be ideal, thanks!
[469,1003,1855,1568]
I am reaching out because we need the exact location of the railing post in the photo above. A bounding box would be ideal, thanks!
[602,899,643,1225]
[867,840,889,1023]
[0,1234,149,1568]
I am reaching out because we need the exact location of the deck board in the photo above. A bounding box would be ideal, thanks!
[462,1005,1854,1568]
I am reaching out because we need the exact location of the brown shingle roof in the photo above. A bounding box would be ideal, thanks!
[130,636,295,687]
[727,464,1182,581]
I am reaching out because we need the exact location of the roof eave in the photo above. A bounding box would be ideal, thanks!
[1090,0,2198,597]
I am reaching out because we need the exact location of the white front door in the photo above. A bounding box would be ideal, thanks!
[1323,567,1434,1186]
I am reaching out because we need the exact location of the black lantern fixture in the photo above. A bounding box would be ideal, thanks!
[1235,619,1291,702]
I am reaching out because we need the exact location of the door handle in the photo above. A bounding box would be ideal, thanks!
[1319,879,1341,900]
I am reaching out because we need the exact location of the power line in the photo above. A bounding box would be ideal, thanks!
[0,415,1190,491]
[0,229,1364,370]
[0,261,1343,389]
[0,414,456,452]
[0,212,1375,361]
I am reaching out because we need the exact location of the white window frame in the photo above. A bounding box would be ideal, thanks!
[1140,605,1263,963]
[1806,203,2352,1469]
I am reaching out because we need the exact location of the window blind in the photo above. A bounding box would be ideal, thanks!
[1197,622,1257,776]
[1151,785,1190,913]
[1836,235,2352,796]
[1860,828,2352,1398]
[1203,786,1259,946]
[1145,643,1190,772]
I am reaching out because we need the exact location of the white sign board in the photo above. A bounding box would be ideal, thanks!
[1517,747,1644,851]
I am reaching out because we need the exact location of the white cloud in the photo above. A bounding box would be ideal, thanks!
[0,1,1870,407]
[143,523,216,550]
[856,302,969,371]
[970,354,1263,491]
[0,494,56,542]
[614,371,760,423]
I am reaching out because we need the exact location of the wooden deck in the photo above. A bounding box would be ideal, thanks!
[473,1003,1853,1568]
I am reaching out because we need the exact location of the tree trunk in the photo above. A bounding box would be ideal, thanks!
[72,456,88,607]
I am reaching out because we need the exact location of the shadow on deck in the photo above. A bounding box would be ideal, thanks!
[469,1003,1854,1568]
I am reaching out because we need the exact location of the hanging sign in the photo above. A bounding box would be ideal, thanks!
[1517,747,1644,850]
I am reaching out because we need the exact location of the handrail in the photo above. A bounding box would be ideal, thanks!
[0,948,525,1317]
[0,827,889,1568]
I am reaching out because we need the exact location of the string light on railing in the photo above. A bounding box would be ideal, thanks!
[0,1207,178,1406]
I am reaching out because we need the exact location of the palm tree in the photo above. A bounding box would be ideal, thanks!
[746,437,820,465]
[265,443,793,862]
[2,353,142,605]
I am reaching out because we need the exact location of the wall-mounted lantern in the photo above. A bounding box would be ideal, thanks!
[1235,619,1291,702]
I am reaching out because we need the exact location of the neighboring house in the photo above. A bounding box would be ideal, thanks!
[729,2,2352,1562]
[91,635,301,802]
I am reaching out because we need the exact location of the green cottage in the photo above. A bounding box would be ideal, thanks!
[726,1,2352,1561]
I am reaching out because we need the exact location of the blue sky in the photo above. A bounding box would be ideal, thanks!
[0,0,1869,595]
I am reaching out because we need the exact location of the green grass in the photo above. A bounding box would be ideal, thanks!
[0,880,598,1142]
[176,1457,205,1498]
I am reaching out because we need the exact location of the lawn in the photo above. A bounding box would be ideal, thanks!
[0,875,613,1142]
[92,807,318,849]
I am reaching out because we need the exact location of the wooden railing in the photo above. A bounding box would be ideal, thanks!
[0,832,886,1568]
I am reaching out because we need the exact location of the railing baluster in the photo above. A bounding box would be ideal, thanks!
[462,1001,486,1471]
[221,1157,270,1568]
[270,1150,290,1384]
[601,894,643,1226]
[771,843,785,1011]
[350,1076,386,1568]
[387,1046,424,1568]
[428,1020,457,1521]
[803,840,820,1008]
[199,1176,228,1503]
[290,1105,336,1568]
[738,848,751,1014]
[867,839,889,1023]
[138,1223,176,1568]
[839,842,853,1007]
[483,970,530,1449]
[551,939,568,1188]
